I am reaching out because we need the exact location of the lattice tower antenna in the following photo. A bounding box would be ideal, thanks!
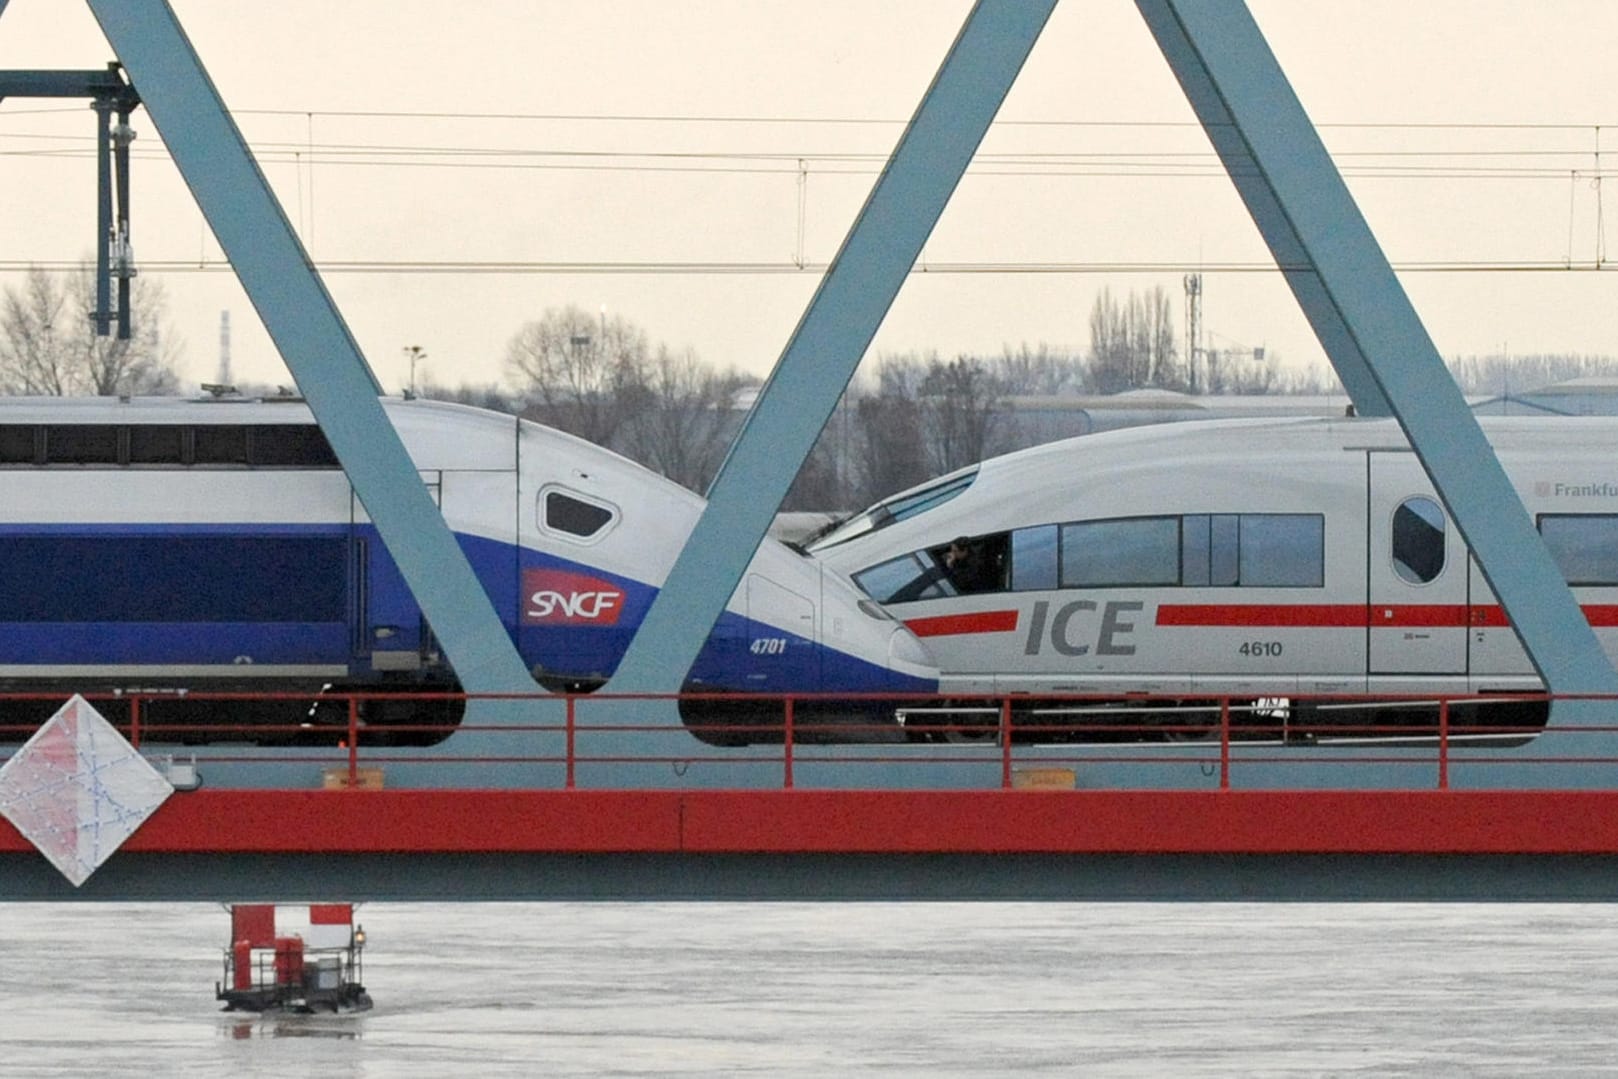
[216,310,232,386]
[1183,273,1203,393]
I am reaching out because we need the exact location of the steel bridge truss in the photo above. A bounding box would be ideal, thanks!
[5,0,1613,723]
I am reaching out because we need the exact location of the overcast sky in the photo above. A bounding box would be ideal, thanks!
[0,1,1614,394]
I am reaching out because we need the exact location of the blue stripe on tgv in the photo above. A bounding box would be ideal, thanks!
[0,523,924,694]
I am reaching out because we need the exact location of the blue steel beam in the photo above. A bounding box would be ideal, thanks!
[0,68,138,101]
[93,97,111,336]
[1140,2,1617,695]
[609,0,1055,692]
[86,0,534,695]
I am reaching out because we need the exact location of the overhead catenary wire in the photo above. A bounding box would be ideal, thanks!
[0,141,1609,184]
[0,109,1609,273]
[0,258,1610,276]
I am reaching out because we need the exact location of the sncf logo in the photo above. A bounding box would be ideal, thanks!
[522,568,626,625]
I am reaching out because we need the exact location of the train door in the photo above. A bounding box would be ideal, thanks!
[746,574,817,690]
[1468,515,1618,683]
[439,467,518,641]
[352,472,441,672]
[1466,557,1535,678]
[1366,452,1468,679]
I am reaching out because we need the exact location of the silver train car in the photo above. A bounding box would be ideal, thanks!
[811,415,1618,742]
[0,395,936,745]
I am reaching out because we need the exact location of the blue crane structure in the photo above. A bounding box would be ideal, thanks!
[0,56,138,339]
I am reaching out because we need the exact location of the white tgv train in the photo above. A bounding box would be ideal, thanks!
[811,415,1618,740]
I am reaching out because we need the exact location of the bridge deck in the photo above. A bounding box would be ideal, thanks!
[8,787,1618,901]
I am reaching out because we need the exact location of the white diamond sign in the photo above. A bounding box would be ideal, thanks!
[0,695,173,886]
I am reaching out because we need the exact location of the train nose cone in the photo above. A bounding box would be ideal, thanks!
[888,625,939,683]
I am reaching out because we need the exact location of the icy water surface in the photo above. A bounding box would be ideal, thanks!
[3,902,1618,1076]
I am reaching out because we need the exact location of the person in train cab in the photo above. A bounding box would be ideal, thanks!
[888,537,981,603]
[942,536,993,593]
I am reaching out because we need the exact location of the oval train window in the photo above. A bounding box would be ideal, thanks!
[541,488,616,541]
[1392,496,1446,585]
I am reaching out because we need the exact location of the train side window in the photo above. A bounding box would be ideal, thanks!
[1011,525,1059,591]
[812,468,978,549]
[540,487,617,541]
[853,552,953,604]
[194,425,249,465]
[1241,514,1324,587]
[44,425,119,465]
[1390,497,1445,585]
[884,470,977,523]
[250,425,340,467]
[0,425,38,465]
[1060,517,1179,587]
[1538,514,1618,585]
[129,426,185,465]
[1182,515,1212,586]
[1184,514,1239,586]
[1209,515,1239,586]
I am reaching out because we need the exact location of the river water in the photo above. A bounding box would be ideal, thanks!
[3,902,1617,1076]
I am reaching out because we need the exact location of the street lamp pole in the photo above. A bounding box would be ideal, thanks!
[402,345,426,397]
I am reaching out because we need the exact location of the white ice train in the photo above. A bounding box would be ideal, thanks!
[0,395,936,745]
[811,415,1618,742]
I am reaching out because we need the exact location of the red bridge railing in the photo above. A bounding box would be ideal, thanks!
[0,688,1600,791]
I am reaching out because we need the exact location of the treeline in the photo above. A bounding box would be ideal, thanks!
[482,295,1323,510]
[6,269,1618,511]
[1446,353,1618,394]
[0,267,180,396]
[475,298,1618,511]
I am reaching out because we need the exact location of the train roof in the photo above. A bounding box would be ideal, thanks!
[971,412,1618,480]
[0,394,693,489]
[0,393,508,425]
[0,393,331,423]
[817,412,1618,550]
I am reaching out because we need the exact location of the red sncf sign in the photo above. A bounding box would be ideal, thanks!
[522,568,626,625]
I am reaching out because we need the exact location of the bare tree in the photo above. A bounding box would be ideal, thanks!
[920,354,1003,474]
[1086,285,1182,393]
[503,305,651,447]
[993,342,1086,396]
[1447,352,1618,395]
[1087,287,1135,393]
[419,378,520,413]
[1211,349,1280,394]
[1136,285,1183,390]
[851,355,931,505]
[783,432,845,512]
[785,386,861,512]
[0,268,74,395]
[620,346,750,491]
[75,272,182,395]
[0,266,180,395]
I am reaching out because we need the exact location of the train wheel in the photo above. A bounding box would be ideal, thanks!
[938,701,999,744]
[1161,700,1221,743]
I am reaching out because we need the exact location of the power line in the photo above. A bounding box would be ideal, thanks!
[1,139,1609,184]
[226,107,1618,133]
[0,258,1609,276]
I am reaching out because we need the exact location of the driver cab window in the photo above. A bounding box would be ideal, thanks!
[932,533,1008,595]
[852,532,1009,604]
